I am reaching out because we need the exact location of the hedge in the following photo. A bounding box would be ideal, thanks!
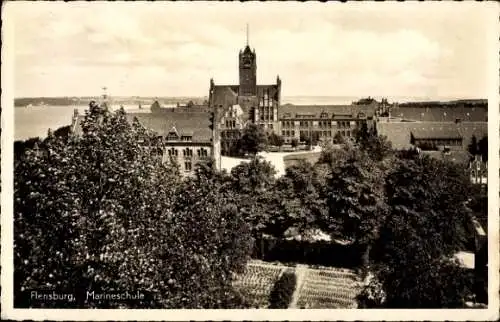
[268,271,297,308]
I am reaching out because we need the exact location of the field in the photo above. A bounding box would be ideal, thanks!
[233,260,362,309]
[233,262,285,308]
[295,267,361,309]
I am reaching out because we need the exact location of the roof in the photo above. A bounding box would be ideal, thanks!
[241,45,254,55]
[73,111,212,143]
[210,85,239,107]
[128,112,212,142]
[392,106,487,122]
[377,121,487,150]
[279,104,376,119]
[411,127,462,139]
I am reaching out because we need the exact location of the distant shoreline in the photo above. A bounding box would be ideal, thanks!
[13,96,487,108]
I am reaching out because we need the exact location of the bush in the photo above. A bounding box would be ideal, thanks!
[268,271,297,308]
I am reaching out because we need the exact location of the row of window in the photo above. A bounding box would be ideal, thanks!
[225,119,237,128]
[257,123,274,129]
[281,130,353,138]
[167,147,209,157]
[165,134,193,141]
[282,130,295,137]
[282,121,356,128]
[221,130,240,139]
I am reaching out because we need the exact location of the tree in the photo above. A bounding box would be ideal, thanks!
[468,135,478,156]
[478,135,487,162]
[14,103,251,308]
[237,123,268,156]
[229,157,277,229]
[271,161,328,238]
[268,132,284,149]
[370,155,474,307]
[332,131,344,144]
[322,142,389,268]
[354,123,393,162]
[291,138,299,149]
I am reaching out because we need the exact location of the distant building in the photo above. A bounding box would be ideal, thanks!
[410,127,463,151]
[469,155,488,186]
[71,108,216,176]
[377,121,488,152]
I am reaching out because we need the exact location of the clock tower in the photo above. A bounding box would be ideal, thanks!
[239,25,257,96]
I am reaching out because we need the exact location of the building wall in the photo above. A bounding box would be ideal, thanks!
[162,143,212,175]
[279,118,369,144]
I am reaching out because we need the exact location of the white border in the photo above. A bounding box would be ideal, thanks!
[2,1,499,321]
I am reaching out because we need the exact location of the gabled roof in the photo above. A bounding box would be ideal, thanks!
[127,112,212,142]
[73,111,212,143]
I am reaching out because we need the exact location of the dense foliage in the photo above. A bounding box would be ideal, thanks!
[236,123,268,156]
[14,103,252,308]
[268,271,297,308]
[468,135,488,162]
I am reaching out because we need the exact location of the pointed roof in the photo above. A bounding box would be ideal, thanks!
[242,45,253,55]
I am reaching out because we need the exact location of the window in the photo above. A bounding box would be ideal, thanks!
[167,133,179,141]
[282,130,286,136]
[198,148,208,157]
[184,161,192,172]
[168,148,178,157]
[181,136,192,141]
[269,124,273,130]
[184,148,193,157]
[291,130,295,136]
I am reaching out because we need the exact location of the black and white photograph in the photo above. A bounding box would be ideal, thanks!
[1,1,499,320]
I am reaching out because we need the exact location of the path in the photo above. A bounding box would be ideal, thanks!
[288,264,308,308]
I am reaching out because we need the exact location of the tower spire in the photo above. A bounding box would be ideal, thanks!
[246,23,249,47]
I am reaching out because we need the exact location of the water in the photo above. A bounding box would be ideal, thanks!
[14,105,149,141]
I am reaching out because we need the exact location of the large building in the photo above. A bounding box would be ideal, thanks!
[209,40,282,162]
[208,40,380,162]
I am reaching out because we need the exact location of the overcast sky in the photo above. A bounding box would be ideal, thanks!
[7,2,497,99]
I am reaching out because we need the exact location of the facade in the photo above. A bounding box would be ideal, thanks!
[410,127,463,150]
[278,103,377,144]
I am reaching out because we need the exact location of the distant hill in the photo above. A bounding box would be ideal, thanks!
[14,96,208,107]
[397,99,487,108]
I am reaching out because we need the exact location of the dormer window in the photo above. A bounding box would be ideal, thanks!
[181,136,192,141]
[166,132,179,141]
[320,112,328,118]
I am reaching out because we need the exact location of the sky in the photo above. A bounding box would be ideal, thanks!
[6,1,497,99]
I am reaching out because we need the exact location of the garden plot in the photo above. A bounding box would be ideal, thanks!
[295,268,361,309]
[233,263,286,308]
